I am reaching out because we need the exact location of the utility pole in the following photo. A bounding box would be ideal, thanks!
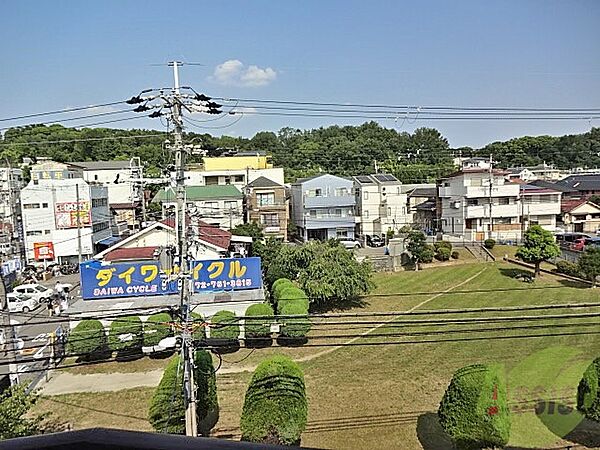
[488,154,493,241]
[170,61,197,437]
[75,183,83,264]
[1,275,19,386]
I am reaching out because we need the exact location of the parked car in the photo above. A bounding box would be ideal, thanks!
[555,232,591,247]
[571,237,600,251]
[366,235,385,247]
[6,293,39,313]
[339,238,362,249]
[12,284,53,303]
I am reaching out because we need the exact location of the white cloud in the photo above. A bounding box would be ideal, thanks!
[211,59,277,87]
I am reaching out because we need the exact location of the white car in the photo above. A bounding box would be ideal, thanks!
[339,238,362,249]
[6,293,39,313]
[13,284,54,303]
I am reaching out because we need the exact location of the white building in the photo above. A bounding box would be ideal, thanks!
[151,185,244,231]
[353,174,411,237]
[437,169,561,241]
[0,167,23,239]
[21,179,112,264]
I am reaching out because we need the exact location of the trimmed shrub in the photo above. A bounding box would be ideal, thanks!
[143,313,173,347]
[577,357,600,422]
[67,319,107,357]
[435,247,452,261]
[279,301,311,339]
[484,239,496,249]
[108,316,143,353]
[240,356,307,445]
[149,351,219,435]
[434,241,453,252]
[276,286,309,313]
[556,259,582,278]
[272,278,294,299]
[438,364,510,449]
[209,311,240,340]
[245,303,275,339]
[191,311,206,341]
[451,250,460,260]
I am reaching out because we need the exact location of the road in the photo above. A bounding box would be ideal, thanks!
[1,273,80,387]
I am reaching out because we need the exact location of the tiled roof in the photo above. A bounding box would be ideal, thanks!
[104,246,158,261]
[556,175,600,192]
[246,176,283,188]
[152,185,243,203]
[197,221,231,250]
[110,202,139,209]
[408,187,437,198]
[67,161,132,170]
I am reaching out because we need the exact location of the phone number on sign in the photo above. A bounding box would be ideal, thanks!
[194,278,254,290]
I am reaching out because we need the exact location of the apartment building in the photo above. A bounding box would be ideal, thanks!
[184,152,284,188]
[353,174,410,238]
[20,179,112,263]
[291,174,356,241]
[437,169,561,241]
[152,185,244,231]
[0,167,23,239]
[246,176,288,240]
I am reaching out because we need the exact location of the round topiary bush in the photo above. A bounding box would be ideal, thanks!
[149,350,219,436]
[245,303,275,340]
[240,355,307,445]
[276,286,309,313]
[209,310,240,340]
[67,319,107,359]
[577,356,600,422]
[191,311,206,341]
[438,364,510,449]
[272,278,294,300]
[108,316,143,353]
[279,301,311,340]
[434,241,453,252]
[484,239,496,249]
[435,246,452,261]
[143,313,173,347]
[451,250,460,260]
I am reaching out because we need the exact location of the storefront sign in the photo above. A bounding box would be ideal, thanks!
[33,242,55,261]
[190,257,262,292]
[55,201,91,228]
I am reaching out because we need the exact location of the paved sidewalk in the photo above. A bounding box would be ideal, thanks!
[39,369,165,395]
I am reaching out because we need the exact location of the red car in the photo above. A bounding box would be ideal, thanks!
[571,238,586,251]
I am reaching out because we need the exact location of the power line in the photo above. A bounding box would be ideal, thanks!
[0,109,137,132]
[0,100,127,123]
[0,133,165,147]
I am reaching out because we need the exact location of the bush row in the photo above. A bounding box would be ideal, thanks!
[271,278,311,339]
[240,355,308,445]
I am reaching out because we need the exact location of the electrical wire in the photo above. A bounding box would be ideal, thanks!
[0,100,127,123]
[0,109,137,132]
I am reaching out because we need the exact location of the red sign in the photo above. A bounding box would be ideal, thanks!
[33,242,55,261]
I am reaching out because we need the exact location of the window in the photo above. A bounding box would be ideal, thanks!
[260,213,279,227]
[23,203,40,209]
[92,221,110,233]
[315,188,323,197]
[92,198,108,207]
[364,210,369,219]
[467,199,478,206]
[257,192,275,206]
[42,203,48,208]
[499,197,510,205]
[334,208,342,217]
[224,177,232,185]
[44,230,51,234]
[234,175,245,183]
[336,229,348,238]
[26,230,42,236]
[309,210,317,218]
[204,202,218,214]
[364,191,369,200]
[334,187,348,196]
[224,200,238,211]
[205,176,219,185]
[387,207,392,216]
[94,175,98,181]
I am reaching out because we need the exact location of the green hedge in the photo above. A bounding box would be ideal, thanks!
[67,319,107,357]
[556,260,582,278]
[240,355,307,445]
[210,311,240,340]
[108,316,143,352]
[143,313,173,347]
[577,357,600,422]
[434,241,453,252]
[272,278,294,299]
[438,364,510,449]
[484,239,496,249]
[435,246,452,261]
[149,351,219,435]
[245,303,275,339]
[191,311,206,341]
[276,286,309,313]
[279,301,311,339]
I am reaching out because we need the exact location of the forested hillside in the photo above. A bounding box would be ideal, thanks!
[2,123,599,183]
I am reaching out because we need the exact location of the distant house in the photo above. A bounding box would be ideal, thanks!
[506,163,563,182]
[353,174,410,238]
[152,185,244,231]
[561,200,600,233]
[554,174,600,198]
[404,184,437,231]
[291,174,356,241]
[246,176,288,240]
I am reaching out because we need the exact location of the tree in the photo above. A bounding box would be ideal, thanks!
[149,351,219,435]
[577,356,600,422]
[143,313,173,347]
[438,364,510,449]
[108,316,143,353]
[245,303,275,340]
[405,231,434,270]
[516,225,561,277]
[240,356,307,445]
[66,319,107,359]
[0,385,45,440]
[578,246,600,286]
[232,222,264,239]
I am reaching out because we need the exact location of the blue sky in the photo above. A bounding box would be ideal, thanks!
[1,0,599,147]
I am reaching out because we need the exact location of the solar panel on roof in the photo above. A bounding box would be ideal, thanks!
[356,175,374,183]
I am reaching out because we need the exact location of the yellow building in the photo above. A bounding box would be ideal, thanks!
[203,153,272,171]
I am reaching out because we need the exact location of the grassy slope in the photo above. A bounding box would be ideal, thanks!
[35,262,600,449]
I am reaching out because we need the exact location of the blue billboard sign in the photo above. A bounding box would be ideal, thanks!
[80,257,262,300]
[190,257,262,292]
[80,260,178,300]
